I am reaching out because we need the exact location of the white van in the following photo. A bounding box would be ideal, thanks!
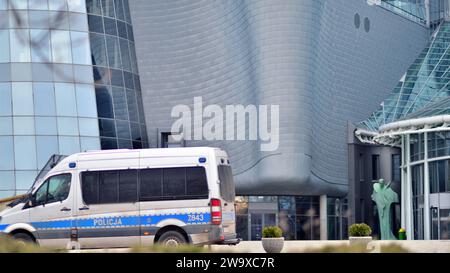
[0,147,239,249]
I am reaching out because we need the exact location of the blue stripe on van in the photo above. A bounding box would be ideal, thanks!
[0,224,8,232]
[15,212,212,230]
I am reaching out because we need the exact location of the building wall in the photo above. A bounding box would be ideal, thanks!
[0,0,99,198]
[129,0,429,197]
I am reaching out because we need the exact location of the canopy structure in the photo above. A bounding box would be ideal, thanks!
[356,21,450,144]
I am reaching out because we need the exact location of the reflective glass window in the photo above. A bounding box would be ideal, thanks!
[86,0,102,15]
[116,120,130,139]
[88,14,104,33]
[79,118,99,136]
[12,82,33,116]
[9,10,29,29]
[36,136,58,169]
[69,12,89,32]
[10,29,30,62]
[112,87,127,120]
[90,33,107,66]
[9,0,27,10]
[49,11,69,30]
[140,168,162,199]
[0,30,9,62]
[75,84,97,117]
[33,82,55,116]
[104,17,117,36]
[0,83,12,116]
[110,69,123,87]
[0,117,12,135]
[0,171,14,190]
[117,20,127,39]
[15,170,36,191]
[101,0,115,18]
[13,117,35,135]
[35,116,57,135]
[123,71,133,89]
[114,0,124,21]
[0,137,14,170]
[163,168,186,197]
[118,170,138,203]
[100,137,117,149]
[48,0,67,11]
[122,0,131,23]
[95,85,114,118]
[30,29,51,63]
[29,10,50,29]
[29,0,48,10]
[80,136,100,151]
[55,83,77,116]
[58,136,80,155]
[0,0,7,10]
[67,0,86,13]
[74,65,94,83]
[126,24,133,42]
[106,36,121,68]
[71,31,90,65]
[118,139,131,148]
[127,90,138,122]
[14,136,37,170]
[57,117,79,136]
[46,173,71,203]
[51,30,72,64]
[119,38,130,71]
[98,118,116,137]
[130,122,140,141]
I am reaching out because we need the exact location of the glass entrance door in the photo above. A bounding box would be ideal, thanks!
[250,213,277,240]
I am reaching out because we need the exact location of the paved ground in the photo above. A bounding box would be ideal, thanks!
[69,240,450,253]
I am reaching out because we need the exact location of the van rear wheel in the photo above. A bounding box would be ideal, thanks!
[158,231,187,247]
[12,233,35,245]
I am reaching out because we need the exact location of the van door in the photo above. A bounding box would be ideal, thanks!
[217,165,237,239]
[28,173,74,249]
[74,169,140,248]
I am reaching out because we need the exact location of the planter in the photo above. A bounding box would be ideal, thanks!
[262,237,284,253]
[349,236,372,248]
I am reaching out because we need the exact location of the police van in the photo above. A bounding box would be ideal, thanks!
[0,147,239,249]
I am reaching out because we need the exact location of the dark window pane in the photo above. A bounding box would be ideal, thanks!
[127,90,139,122]
[114,0,125,21]
[81,171,99,204]
[186,167,208,197]
[116,120,131,139]
[101,0,115,18]
[118,139,132,148]
[132,141,142,149]
[112,86,128,120]
[90,33,107,66]
[117,20,127,39]
[126,23,134,41]
[93,66,110,85]
[88,15,104,33]
[163,168,186,197]
[99,170,118,203]
[100,137,117,149]
[130,122,141,141]
[106,36,121,68]
[95,85,114,118]
[119,169,137,202]
[140,168,162,199]
[119,38,131,71]
[123,0,131,23]
[123,71,134,89]
[133,74,141,91]
[98,119,116,137]
[86,0,102,15]
[111,69,124,87]
[104,17,117,36]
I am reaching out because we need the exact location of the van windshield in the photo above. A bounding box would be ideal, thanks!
[218,165,235,202]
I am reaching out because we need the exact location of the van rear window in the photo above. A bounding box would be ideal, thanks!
[218,165,235,202]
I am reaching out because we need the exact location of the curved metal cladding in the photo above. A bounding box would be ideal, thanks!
[130,0,429,196]
[0,0,100,198]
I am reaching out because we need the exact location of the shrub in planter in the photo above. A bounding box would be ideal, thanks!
[348,223,372,247]
[261,226,284,253]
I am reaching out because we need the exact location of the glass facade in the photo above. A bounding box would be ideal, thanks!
[358,22,450,132]
[235,196,348,241]
[0,0,100,198]
[86,0,148,149]
[0,0,147,198]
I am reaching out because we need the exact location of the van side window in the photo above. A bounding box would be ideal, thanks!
[34,174,72,205]
[139,167,208,201]
[81,170,138,205]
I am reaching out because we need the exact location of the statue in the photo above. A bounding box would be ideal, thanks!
[371,178,399,240]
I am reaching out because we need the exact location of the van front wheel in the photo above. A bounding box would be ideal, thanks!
[158,231,187,247]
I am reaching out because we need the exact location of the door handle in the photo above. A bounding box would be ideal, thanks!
[79,206,90,211]
[60,207,71,212]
